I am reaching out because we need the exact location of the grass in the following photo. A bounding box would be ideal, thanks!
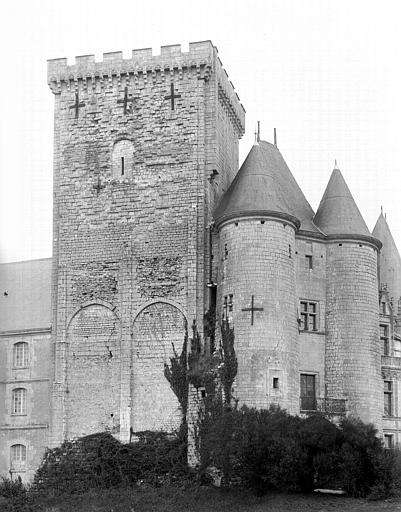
[14,485,401,512]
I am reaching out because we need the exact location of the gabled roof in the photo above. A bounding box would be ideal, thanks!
[0,258,52,332]
[214,140,318,232]
[373,213,401,302]
[313,167,371,237]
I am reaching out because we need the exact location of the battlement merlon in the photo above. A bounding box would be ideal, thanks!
[47,40,245,136]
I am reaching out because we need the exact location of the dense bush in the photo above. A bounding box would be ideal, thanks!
[0,476,26,499]
[198,404,401,498]
[31,430,189,496]
[0,477,41,512]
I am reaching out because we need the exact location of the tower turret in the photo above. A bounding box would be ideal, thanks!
[314,166,382,428]
[47,42,245,446]
[372,212,401,308]
[214,140,315,413]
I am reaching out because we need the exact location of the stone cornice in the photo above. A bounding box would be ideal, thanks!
[216,210,301,230]
[218,83,245,138]
[325,233,382,251]
[297,230,382,250]
[0,327,51,337]
[0,424,49,431]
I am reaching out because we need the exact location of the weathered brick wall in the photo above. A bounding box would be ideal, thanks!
[218,218,299,414]
[47,42,244,446]
[325,241,382,428]
[295,238,327,401]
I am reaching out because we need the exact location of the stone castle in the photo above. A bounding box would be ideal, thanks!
[1,40,401,481]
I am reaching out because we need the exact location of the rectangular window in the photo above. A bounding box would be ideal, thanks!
[305,254,313,269]
[381,302,387,315]
[12,388,27,415]
[384,380,393,416]
[223,296,228,320]
[300,374,316,410]
[300,301,318,331]
[273,377,279,389]
[380,324,390,356]
[10,444,27,471]
[223,294,234,325]
[13,342,29,368]
[384,434,394,449]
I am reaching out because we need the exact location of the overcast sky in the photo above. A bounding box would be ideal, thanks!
[1,0,400,263]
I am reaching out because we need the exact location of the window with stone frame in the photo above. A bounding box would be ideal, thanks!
[384,434,394,449]
[13,342,29,368]
[384,380,393,417]
[299,301,318,331]
[380,324,390,356]
[12,388,27,415]
[10,444,27,471]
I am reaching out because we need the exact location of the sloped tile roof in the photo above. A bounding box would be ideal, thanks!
[313,168,371,236]
[373,213,401,302]
[214,140,318,232]
[0,258,52,332]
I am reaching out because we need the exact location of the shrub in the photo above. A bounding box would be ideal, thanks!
[197,404,401,499]
[31,430,189,496]
[0,476,27,499]
[0,477,41,512]
[338,418,384,497]
[233,406,308,494]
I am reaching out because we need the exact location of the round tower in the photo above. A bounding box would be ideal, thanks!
[214,140,316,414]
[314,165,382,429]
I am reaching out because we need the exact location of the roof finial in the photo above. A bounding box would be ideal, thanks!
[334,159,339,170]
[253,125,259,146]
[381,205,383,215]
[257,121,260,142]
[274,128,277,147]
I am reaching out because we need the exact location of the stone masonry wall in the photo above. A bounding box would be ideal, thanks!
[295,238,327,401]
[66,305,121,439]
[325,241,382,428]
[218,218,299,414]
[48,42,244,446]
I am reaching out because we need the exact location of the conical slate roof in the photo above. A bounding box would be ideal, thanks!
[214,140,318,232]
[313,167,371,237]
[373,213,401,302]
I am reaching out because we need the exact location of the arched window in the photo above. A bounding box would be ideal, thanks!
[112,139,135,179]
[10,444,27,471]
[12,388,27,415]
[13,342,29,368]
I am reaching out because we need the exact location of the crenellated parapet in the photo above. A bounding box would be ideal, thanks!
[47,40,245,136]
[215,55,245,137]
